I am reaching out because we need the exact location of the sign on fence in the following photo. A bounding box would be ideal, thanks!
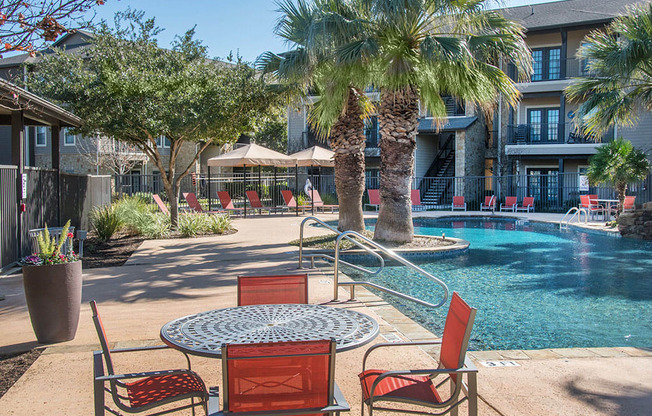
[579,175,589,192]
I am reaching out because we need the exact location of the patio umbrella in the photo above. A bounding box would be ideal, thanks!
[289,146,335,215]
[207,143,295,217]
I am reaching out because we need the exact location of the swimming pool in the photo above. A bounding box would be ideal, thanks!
[345,217,652,351]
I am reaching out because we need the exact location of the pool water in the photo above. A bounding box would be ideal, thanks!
[347,217,652,351]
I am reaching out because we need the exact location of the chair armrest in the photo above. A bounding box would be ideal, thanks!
[367,366,478,399]
[109,345,193,369]
[363,340,442,372]
[95,368,202,382]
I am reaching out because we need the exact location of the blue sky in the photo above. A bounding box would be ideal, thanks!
[85,0,561,63]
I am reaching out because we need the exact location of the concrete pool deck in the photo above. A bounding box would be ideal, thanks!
[1,213,650,415]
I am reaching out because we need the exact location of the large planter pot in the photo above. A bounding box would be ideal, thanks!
[22,261,82,343]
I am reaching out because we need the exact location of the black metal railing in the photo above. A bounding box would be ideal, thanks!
[509,58,594,82]
[507,123,614,145]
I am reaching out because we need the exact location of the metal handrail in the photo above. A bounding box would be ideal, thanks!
[299,217,385,275]
[334,231,448,308]
[560,207,588,229]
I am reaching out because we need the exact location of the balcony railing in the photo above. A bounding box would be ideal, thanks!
[509,58,594,82]
[507,123,614,145]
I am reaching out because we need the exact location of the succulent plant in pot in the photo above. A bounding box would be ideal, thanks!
[20,220,82,343]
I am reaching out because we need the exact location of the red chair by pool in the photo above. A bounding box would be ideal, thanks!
[213,339,349,416]
[183,192,225,214]
[623,195,636,212]
[359,292,478,416]
[411,189,424,211]
[500,196,518,212]
[452,196,467,211]
[309,190,339,213]
[280,190,311,214]
[152,194,169,215]
[217,191,244,215]
[91,300,210,416]
[245,190,284,215]
[580,194,604,220]
[516,196,535,212]
[237,274,309,306]
[480,195,495,212]
[365,189,380,211]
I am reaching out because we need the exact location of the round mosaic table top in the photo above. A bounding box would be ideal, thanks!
[160,303,379,357]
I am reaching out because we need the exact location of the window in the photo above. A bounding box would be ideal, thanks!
[156,136,171,148]
[36,126,47,147]
[63,128,76,146]
[527,168,559,205]
[527,108,560,143]
[364,116,380,148]
[579,42,592,76]
[532,47,562,81]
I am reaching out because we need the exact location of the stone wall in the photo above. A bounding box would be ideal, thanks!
[618,202,652,240]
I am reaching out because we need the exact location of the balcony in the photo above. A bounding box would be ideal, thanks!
[507,123,613,145]
[509,58,592,83]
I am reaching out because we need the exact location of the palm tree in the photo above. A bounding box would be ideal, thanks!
[330,0,531,242]
[588,138,651,215]
[566,3,652,135]
[258,0,372,232]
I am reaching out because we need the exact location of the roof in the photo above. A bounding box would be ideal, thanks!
[418,116,477,133]
[0,30,94,69]
[499,0,649,31]
[0,78,82,127]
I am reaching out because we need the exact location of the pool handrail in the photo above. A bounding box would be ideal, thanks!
[334,230,449,308]
[560,207,588,229]
[298,217,385,277]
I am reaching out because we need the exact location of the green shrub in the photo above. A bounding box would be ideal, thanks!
[296,193,308,206]
[320,193,338,205]
[206,214,232,234]
[137,212,171,239]
[90,205,122,241]
[115,195,156,234]
[178,214,207,238]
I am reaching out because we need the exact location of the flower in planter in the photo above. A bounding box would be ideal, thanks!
[19,220,79,266]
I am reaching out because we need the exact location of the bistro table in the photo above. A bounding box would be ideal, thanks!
[596,198,619,220]
[160,303,379,357]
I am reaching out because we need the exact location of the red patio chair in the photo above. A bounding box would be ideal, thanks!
[359,292,478,416]
[452,196,467,211]
[623,195,636,212]
[90,300,210,416]
[309,190,339,213]
[245,190,283,215]
[183,192,225,214]
[217,191,244,215]
[580,194,604,221]
[152,194,169,215]
[500,196,517,212]
[411,189,424,211]
[365,189,380,211]
[280,190,311,214]
[237,274,308,306]
[215,339,349,416]
[480,195,495,212]
[516,196,535,212]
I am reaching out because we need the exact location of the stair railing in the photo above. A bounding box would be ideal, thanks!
[419,134,455,193]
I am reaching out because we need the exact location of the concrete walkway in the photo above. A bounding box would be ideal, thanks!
[1,212,650,415]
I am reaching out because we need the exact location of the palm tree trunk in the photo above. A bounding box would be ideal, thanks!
[375,87,420,243]
[616,181,627,217]
[330,88,366,232]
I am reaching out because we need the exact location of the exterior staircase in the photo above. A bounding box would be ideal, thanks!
[419,134,456,208]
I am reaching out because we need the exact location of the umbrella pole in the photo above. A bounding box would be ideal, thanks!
[273,166,277,208]
[295,164,299,217]
[258,165,261,200]
[207,166,211,211]
[311,168,315,216]
[243,166,247,218]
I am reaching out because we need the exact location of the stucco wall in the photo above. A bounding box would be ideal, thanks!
[414,135,439,178]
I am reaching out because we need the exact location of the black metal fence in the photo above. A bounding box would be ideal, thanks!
[116,171,651,214]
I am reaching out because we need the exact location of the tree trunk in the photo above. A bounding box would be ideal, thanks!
[374,87,420,243]
[616,181,627,217]
[329,88,366,232]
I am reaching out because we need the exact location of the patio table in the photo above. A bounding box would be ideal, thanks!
[596,198,619,220]
[160,303,379,358]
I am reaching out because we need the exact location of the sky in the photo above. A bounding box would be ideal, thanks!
[84,0,562,63]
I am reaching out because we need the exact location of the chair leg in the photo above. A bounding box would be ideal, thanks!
[450,380,458,416]
[468,372,478,416]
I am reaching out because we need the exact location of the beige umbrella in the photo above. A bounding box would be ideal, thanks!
[289,146,335,214]
[207,144,296,216]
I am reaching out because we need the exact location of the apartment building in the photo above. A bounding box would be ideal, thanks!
[499,0,651,182]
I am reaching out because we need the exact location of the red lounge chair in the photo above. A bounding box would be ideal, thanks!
[309,190,339,213]
[516,196,535,212]
[280,190,311,214]
[237,274,309,306]
[152,194,169,215]
[214,340,349,416]
[359,292,478,416]
[90,301,210,416]
[365,189,380,211]
[411,189,424,211]
[217,191,244,215]
[245,190,283,215]
[580,194,604,220]
[623,195,636,212]
[452,196,467,211]
[183,192,225,214]
[500,196,518,212]
[480,195,495,212]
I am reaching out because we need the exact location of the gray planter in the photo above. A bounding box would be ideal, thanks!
[22,261,82,343]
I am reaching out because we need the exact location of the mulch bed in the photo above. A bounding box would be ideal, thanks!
[81,233,145,269]
[0,349,42,399]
